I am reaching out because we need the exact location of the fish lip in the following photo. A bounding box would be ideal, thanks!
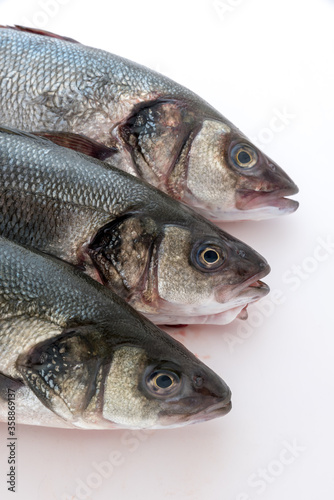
[236,187,299,213]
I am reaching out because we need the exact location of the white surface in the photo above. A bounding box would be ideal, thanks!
[0,0,333,499]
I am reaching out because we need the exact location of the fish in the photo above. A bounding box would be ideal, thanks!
[0,237,232,429]
[0,26,299,221]
[0,126,270,325]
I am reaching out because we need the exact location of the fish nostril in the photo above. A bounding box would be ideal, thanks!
[269,162,277,172]
[193,376,204,388]
[236,249,246,258]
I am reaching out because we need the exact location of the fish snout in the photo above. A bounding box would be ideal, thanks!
[182,371,232,423]
[235,153,299,217]
[215,243,270,304]
[192,370,231,400]
[193,393,232,422]
[265,158,299,195]
[232,239,271,284]
[189,383,232,422]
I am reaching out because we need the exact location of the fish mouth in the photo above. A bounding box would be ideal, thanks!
[236,187,299,214]
[216,265,270,306]
[155,393,232,428]
[237,279,270,302]
[168,389,232,426]
[213,279,269,318]
[185,392,232,424]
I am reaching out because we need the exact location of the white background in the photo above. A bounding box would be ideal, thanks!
[0,0,333,499]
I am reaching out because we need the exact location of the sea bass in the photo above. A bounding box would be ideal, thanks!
[0,237,232,429]
[0,127,269,325]
[0,26,298,221]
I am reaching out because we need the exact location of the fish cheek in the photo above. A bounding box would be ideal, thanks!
[119,101,196,185]
[102,346,161,428]
[16,331,102,423]
[157,227,216,305]
[88,216,156,300]
[186,121,238,209]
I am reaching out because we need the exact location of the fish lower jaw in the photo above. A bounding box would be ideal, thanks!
[146,304,251,326]
[232,189,299,220]
[182,189,298,221]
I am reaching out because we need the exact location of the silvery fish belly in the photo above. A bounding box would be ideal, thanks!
[0,237,232,429]
[0,127,269,325]
[0,26,298,221]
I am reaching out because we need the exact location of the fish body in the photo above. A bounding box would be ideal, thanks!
[0,237,232,429]
[0,26,298,221]
[0,127,269,325]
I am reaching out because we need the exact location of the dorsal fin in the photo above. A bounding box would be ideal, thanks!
[0,25,79,43]
[34,131,118,161]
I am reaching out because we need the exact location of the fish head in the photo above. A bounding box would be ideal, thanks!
[102,340,232,429]
[150,219,270,324]
[119,100,298,221]
[182,119,299,221]
[17,322,231,429]
[88,214,270,325]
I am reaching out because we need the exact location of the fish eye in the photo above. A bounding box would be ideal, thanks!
[201,248,219,264]
[231,144,258,169]
[193,244,225,271]
[146,369,181,397]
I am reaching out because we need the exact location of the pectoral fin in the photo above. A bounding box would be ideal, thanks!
[16,329,102,423]
[0,373,24,401]
[34,131,118,161]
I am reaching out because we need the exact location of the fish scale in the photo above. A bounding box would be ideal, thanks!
[0,126,269,325]
[0,26,298,221]
[0,237,232,429]
[0,28,179,130]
